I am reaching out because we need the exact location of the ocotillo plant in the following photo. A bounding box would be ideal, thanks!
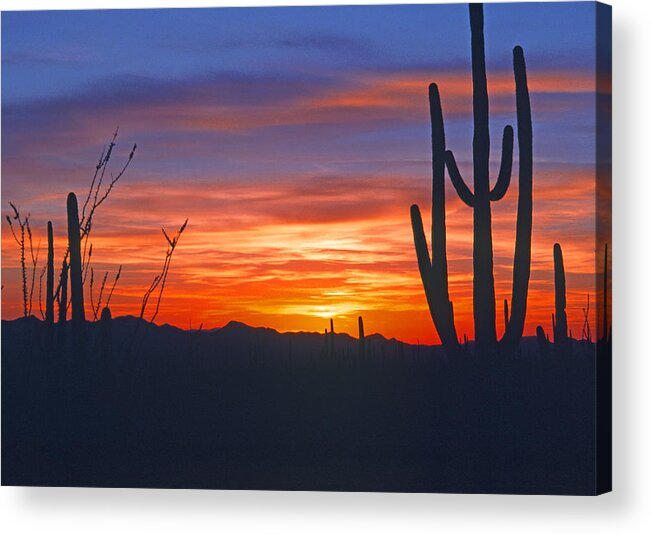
[67,192,86,344]
[45,221,55,324]
[553,243,569,352]
[411,3,532,359]
[358,316,365,361]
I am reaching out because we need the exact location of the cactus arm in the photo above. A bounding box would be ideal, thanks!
[410,205,460,354]
[445,150,475,207]
[429,84,453,293]
[489,125,514,201]
[499,45,533,356]
[410,205,434,292]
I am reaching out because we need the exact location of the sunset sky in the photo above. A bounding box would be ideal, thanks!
[1,3,606,344]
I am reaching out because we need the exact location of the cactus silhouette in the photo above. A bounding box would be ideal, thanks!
[411,3,532,358]
[553,243,569,353]
[536,325,550,358]
[410,83,461,357]
[67,192,86,345]
[358,316,365,360]
[45,221,55,325]
[329,318,335,358]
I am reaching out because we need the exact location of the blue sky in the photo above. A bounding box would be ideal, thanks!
[3,3,596,103]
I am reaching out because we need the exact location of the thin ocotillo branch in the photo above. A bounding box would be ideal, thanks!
[104,265,122,309]
[54,130,136,305]
[26,223,42,317]
[6,203,40,318]
[38,265,47,320]
[127,219,188,359]
[139,218,188,324]
[90,268,109,321]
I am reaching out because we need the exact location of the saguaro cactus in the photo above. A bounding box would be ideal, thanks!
[358,316,365,360]
[67,193,85,343]
[553,243,568,352]
[45,221,55,325]
[411,3,532,358]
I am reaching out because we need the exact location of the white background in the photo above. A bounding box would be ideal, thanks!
[1,0,649,533]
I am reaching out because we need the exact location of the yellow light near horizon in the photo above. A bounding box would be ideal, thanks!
[312,306,341,319]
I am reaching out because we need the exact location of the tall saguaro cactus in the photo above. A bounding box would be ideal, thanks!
[45,221,55,324]
[411,3,533,358]
[67,193,85,343]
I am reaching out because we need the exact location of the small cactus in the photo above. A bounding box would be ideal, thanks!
[45,221,55,325]
[553,243,569,354]
[536,325,549,358]
[358,316,365,361]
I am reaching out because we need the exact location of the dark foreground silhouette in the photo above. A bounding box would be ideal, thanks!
[2,316,604,494]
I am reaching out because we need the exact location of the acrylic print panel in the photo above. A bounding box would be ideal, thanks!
[1,2,611,495]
